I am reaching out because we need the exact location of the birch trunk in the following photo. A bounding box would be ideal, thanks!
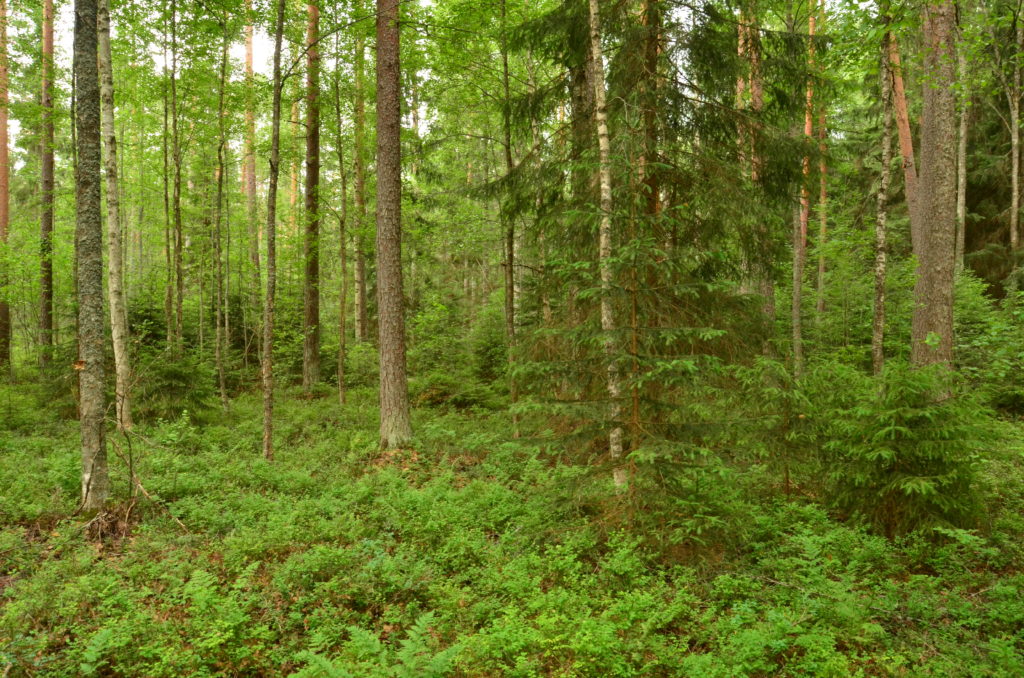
[588,0,626,487]
[874,35,893,375]
[99,0,132,430]
[263,0,286,460]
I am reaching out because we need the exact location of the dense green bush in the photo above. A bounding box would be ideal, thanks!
[826,363,994,537]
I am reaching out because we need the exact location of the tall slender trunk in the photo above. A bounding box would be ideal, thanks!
[74,0,107,512]
[334,59,349,406]
[1010,21,1021,251]
[888,34,919,245]
[588,0,625,487]
[500,0,517,410]
[814,0,827,318]
[793,9,815,377]
[171,0,183,346]
[353,2,370,343]
[874,32,893,375]
[39,0,54,367]
[956,38,968,272]
[303,2,321,392]
[245,0,261,363]
[910,0,957,367]
[214,25,229,408]
[376,0,412,448]
[99,0,131,428]
[162,35,172,347]
[263,0,286,460]
[0,0,9,374]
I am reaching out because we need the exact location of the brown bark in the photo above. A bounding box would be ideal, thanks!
[353,3,370,343]
[303,2,321,392]
[263,0,286,460]
[815,109,827,317]
[793,10,815,377]
[333,53,348,406]
[910,0,958,367]
[588,0,625,487]
[874,35,893,375]
[75,0,108,512]
[99,0,132,429]
[0,0,8,373]
[888,34,919,246]
[376,0,412,448]
[39,0,54,367]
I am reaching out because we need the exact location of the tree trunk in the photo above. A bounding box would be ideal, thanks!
[0,0,9,375]
[910,0,957,367]
[263,0,286,460]
[98,0,132,430]
[75,0,108,512]
[376,0,412,448]
[1010,21,1021,251]
[874,33,893,375]
[245,0,261,363]
[956,40,968,272]
[353,3,370,343]
[214,25,229,408]
[888,34,919,245]
[302,2,321,392]
[587,0,625,487]
[171,0,183,346]
[500,0,518,412]
[333,56,349,406]
[793,9,815,377]
[39,0,54,367]
[816,108,827,317]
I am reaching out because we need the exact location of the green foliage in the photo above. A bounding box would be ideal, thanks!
[132,347,217,423]
[2,388,1024,676]
[826,363,994,537]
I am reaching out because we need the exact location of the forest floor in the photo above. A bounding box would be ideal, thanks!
[2,382,1024,676]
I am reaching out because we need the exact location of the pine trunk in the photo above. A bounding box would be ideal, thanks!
[353,7,370,343]
[793,10,815,377]
[75,0,108,512]
[376,0,412,448]
[334,53,349,406]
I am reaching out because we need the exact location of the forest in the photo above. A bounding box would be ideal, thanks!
[2,0,1024,674]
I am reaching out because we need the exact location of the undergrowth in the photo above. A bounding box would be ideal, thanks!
[1,382,1023,676]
